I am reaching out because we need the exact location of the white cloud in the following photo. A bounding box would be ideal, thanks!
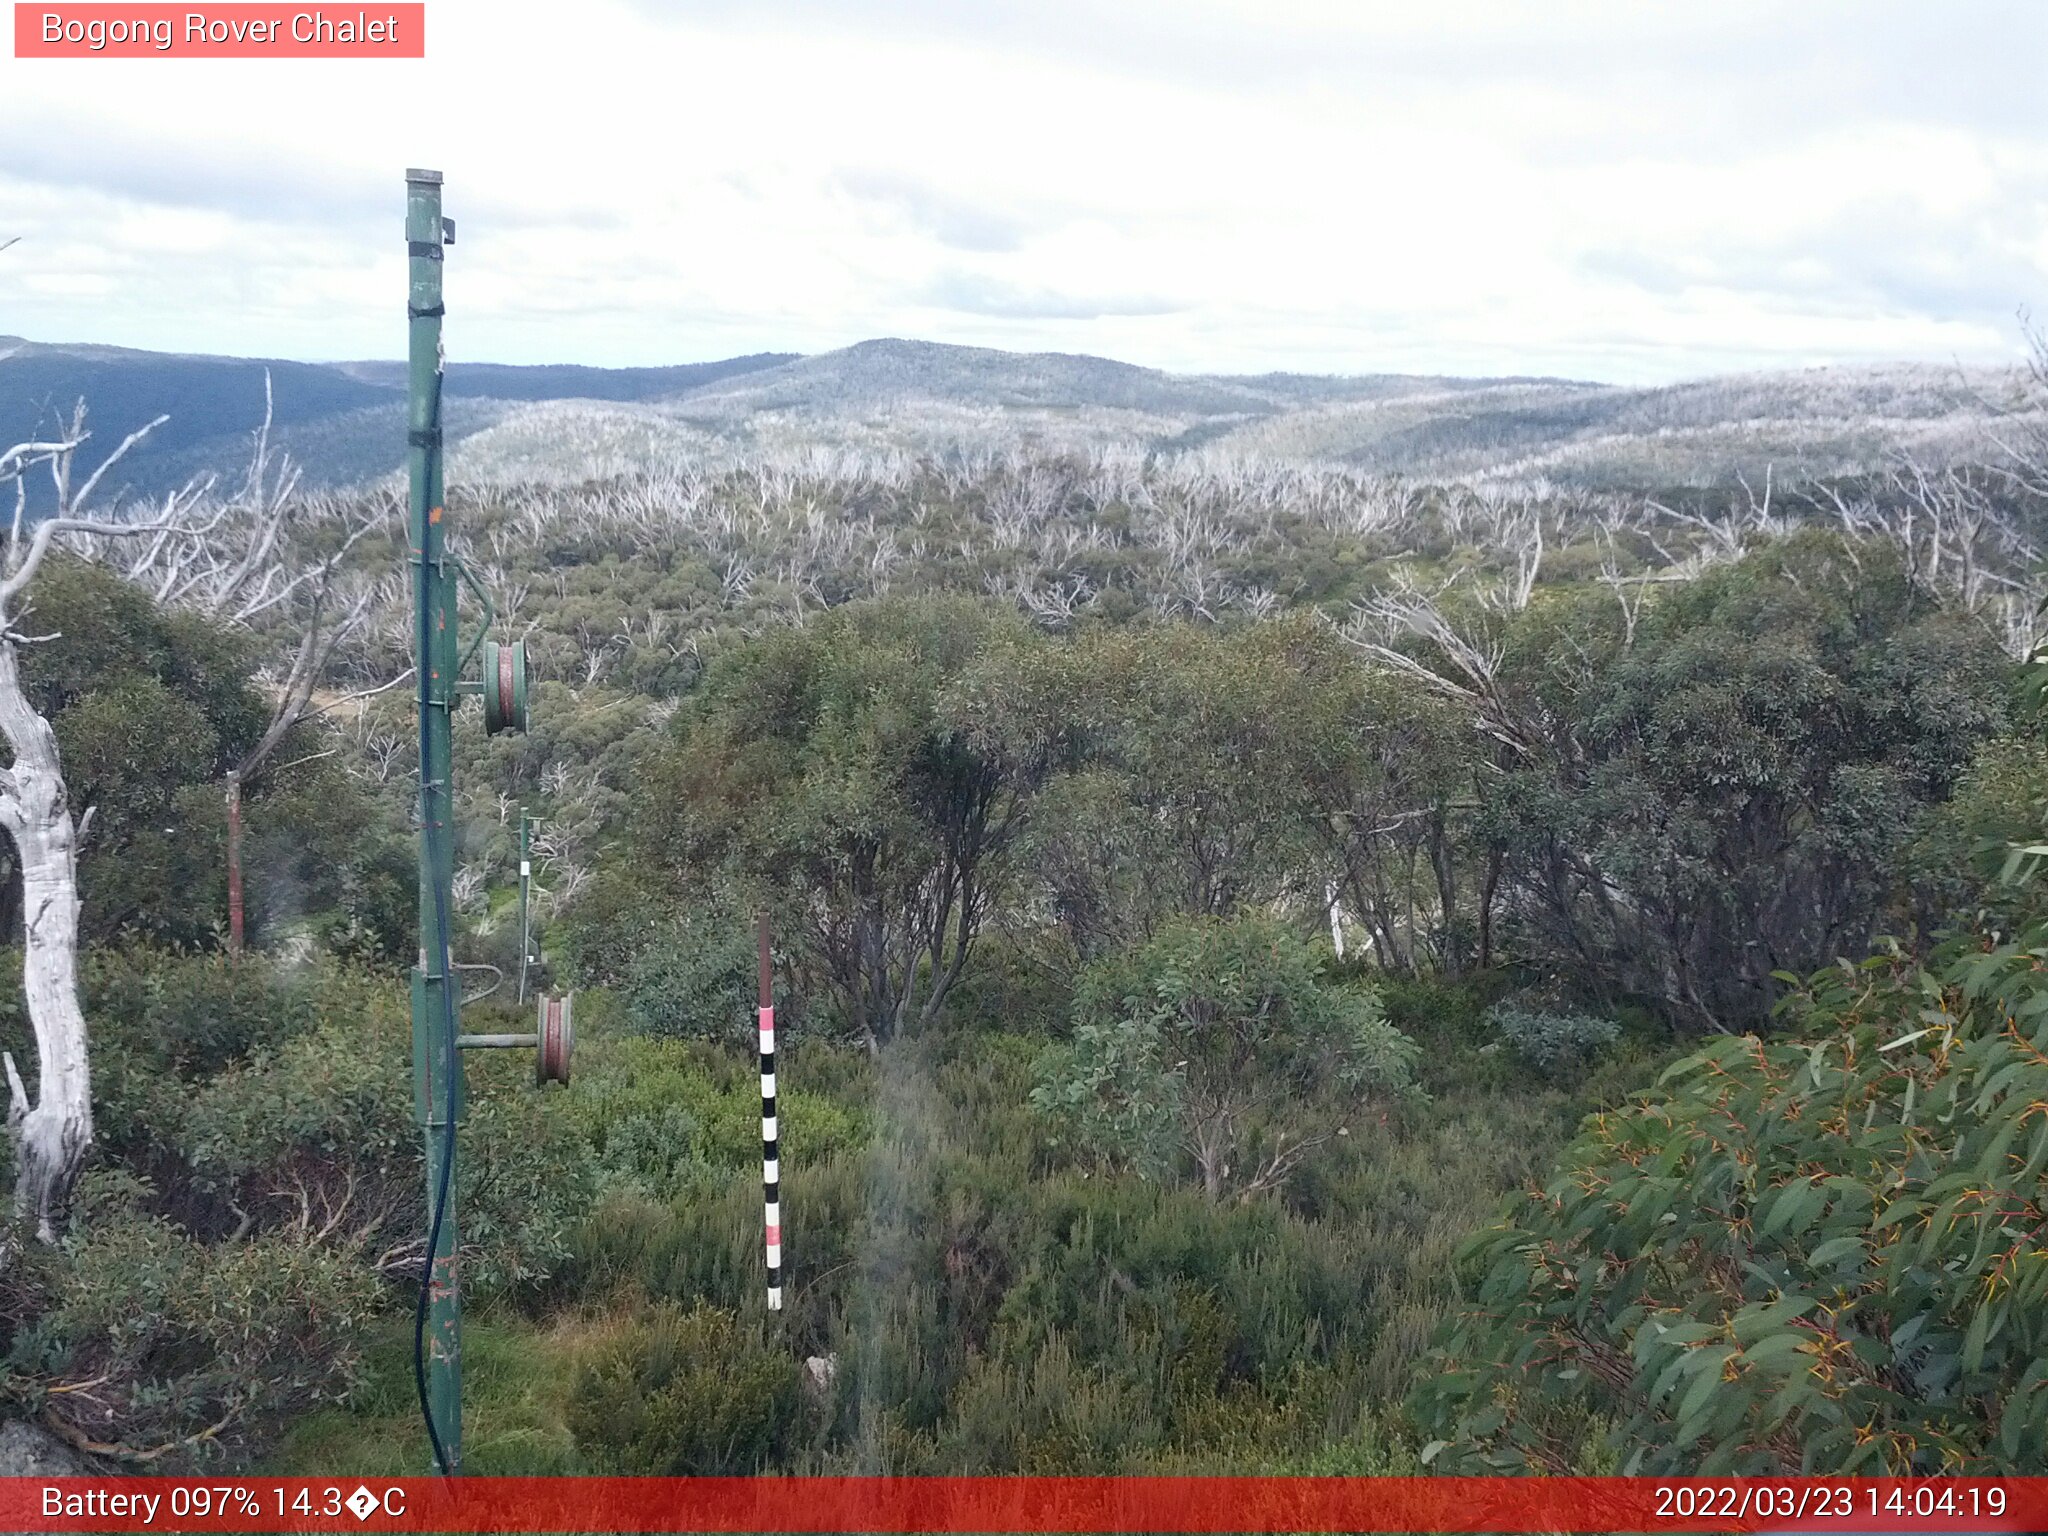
[2,0,2044,381]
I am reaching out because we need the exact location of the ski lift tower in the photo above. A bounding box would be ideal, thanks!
[406,168,565,1476]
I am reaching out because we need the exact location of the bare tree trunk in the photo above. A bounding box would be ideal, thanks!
[0,402,216,1250]
[1478,844,1502,971]
[0,641,91,1244]
[1429,812,1459,975]
[225,772,245,956]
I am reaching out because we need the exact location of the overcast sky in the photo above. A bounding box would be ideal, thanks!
[4,0,2046,383]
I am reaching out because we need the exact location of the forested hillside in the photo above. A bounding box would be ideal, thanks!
[2,344,2046,1477]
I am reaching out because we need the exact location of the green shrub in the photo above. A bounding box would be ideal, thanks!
[566,1302,801,1473]
[294,979,1608,1477]
[315,832,419,972]
[555,866,669,990]
[86,944,318,1072]
[624,910,757,1044]
[458,1050,601,1296]
[1482,1000,1620,1073]
[1032,914,1419,1199]
[569,1034,868,1201]
[36,950,597,1298]
[7,1203,381,1465]
[1903,733,2048,931]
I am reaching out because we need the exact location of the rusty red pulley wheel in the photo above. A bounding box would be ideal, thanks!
[482,639,529,735]
[536,992,573,1085]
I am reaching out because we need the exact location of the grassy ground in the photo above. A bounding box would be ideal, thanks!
[268,1311,591,1475]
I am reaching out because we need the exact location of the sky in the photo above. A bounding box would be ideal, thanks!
[3,0,2047,384]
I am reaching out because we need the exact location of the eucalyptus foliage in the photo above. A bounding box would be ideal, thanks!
[1485,535,2010,1031]
[1416,936,2048,1473]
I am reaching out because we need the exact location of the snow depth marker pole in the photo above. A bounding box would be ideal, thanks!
[759,912,782,1311]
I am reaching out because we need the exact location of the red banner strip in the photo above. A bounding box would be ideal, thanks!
[3,1477,2045,1533]
[13,4,424,58]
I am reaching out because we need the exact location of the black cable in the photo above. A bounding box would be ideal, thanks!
[411,362,459,1478]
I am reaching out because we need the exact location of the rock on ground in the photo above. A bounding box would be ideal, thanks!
[0,1416,87,1475]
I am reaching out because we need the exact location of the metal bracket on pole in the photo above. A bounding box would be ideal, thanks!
[452,558,496,683]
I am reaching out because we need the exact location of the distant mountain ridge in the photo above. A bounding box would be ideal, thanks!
[0,336,802,506]
[0,333,2030,504]
[0,335,394,487]
[330,353,796,402]
[662,337,1572,418]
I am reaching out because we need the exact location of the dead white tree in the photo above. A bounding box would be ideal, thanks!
[0,409,213,1247]
[1810,455,2042,658]
[1592,505,1687,648]
[1233,584,1282,620]
[1476,501,1544,613]
[1975,315,2048,504]
[347,718,407,785]
[1345,573,1532,757]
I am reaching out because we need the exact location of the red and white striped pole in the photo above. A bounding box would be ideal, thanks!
[758,912,782,1311]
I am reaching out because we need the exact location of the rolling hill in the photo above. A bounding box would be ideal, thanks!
[2,333,2033,506]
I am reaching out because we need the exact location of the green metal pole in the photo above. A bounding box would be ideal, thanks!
[405,166,462,1475]
[517,812,532,1006]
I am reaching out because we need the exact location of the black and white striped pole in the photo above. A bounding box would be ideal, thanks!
[758,912,782,1312]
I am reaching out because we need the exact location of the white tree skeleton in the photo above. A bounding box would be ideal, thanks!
[0,409,214,1249]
